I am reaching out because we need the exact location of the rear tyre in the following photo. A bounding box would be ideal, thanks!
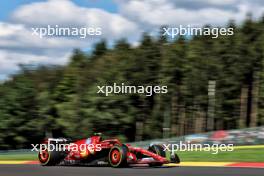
[148,144,166,167]
[38,149,66,166]
[108,145,128,168]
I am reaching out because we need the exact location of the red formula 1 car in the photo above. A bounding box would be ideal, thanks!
[38,133,180,167]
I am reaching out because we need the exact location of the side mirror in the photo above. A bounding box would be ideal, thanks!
[94,132,102,136]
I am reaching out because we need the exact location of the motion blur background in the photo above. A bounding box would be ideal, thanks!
[0,0,264,154]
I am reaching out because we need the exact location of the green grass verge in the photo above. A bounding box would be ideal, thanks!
[176,148,264,162]
[0,152,37,161]
[0,148,264,162]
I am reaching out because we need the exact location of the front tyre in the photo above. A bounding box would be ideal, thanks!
[108,145,128,168]
[170,153,180,164]
[148,144,166,167]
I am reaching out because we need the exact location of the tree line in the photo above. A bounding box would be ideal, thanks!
[0,15,264,149]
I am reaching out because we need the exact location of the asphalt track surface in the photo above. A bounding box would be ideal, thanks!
[0,165,263,176]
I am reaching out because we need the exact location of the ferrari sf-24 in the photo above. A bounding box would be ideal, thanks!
[38,133,180,167]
